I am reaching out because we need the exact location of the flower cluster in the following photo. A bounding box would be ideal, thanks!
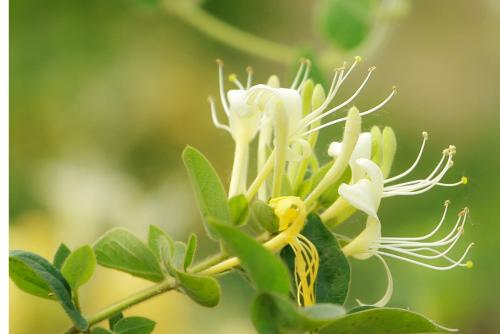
[209,58,472,307]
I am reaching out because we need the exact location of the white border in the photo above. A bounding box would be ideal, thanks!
[1,0,9,331]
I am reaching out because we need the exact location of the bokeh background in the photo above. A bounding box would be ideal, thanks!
[9,0,500,333]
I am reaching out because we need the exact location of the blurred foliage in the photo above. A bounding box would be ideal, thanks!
[9,0,500,333]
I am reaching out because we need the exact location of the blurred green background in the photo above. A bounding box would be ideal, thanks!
[9,0,500,333]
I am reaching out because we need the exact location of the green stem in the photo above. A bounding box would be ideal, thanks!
[64,278,178,334]
[166,2,297,64]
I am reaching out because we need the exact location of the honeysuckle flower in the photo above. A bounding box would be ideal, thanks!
[209,58,396,198]
[323,131,467,221]
[341,201,473,307]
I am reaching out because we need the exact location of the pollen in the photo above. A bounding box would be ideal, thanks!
[465,260,474,269]
[461,176,468,185]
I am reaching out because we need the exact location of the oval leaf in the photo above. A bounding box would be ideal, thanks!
[250,200,279,233]
[317,308,455,334]
[315,0,375,50]
[182,146,232,238]
[9,250,88,331]
[147,224,174,264]
[61,245,96,290]
[209,221,291,296]
[94,228,164,282]
[114,316,156,334]
[176,271,220,307]
[251,293,345,333]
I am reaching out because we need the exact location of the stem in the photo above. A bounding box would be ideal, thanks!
[246,152,274,202]
[64,277,178,334]
[229,140,249,197]
[166,3,297,64]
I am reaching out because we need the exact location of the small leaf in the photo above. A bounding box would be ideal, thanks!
[176,271,221,307]
[147,224,174,264]
[251,200,279,233]
[172,241,187,270]
[9,250,88,331]
[228,194,249,226]
[209,221,291,296]
[183,234,197,270]
[109,312,124,330]
[315,0,375,50]
[53,243,71,270]
[94,228,165,282]
[61,245,96,290]
[9,254,53,299]
[182,146,232,238]
[91,328,113,334]
[317,308,454,334]
[114,316,156,334]
[251,292,345,333]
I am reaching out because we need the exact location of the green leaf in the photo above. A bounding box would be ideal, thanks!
[114,316,156,334]
[228,194,249,226]
[209,221,291,296]
[317,308,454,334]
[9,250,88,331]
[61,245,96,290]
[172,241,187,270]
[176,271,221,307]
[251,293,345,333]
[109,312,124,330]
[182,146,232,238]
[250,200,279,233]
[183,233,197,270]
[91,328,113,334]
[315,0,375,50]
[147,224,174,264]
[9,253,53,300]
[94,228,165,282]
[53,243,71,270]
[303,214,350,304]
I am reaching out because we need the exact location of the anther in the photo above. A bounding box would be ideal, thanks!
[246,66,253,74]
[228,73,238,82]
[355,55,363,63]
[422,131,429,139]
[444,200,451,206]
[216,58,224,66]
[465,260,473,269]
[461,176,468,185]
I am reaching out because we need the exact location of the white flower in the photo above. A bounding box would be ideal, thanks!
[209,58,396,197]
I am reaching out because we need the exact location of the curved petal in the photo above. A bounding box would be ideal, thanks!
[342,216,381,259]
[356,253,393,307]
[355,158,385,190]
[350,133,372,181]
[339,179,382,219]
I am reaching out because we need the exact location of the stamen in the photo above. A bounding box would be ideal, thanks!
[216,59,230,116]
[384,131,429,184]
[302,86,396,136]
[382,200,450,242]
[289,234,319,306]
[377,243,474,271]
[208,96,230,132]
[380,210,468,248]
[246,66,253,89]
[228,73,245,90]
[297,59,312,91]
[290,59,306,90]
[304,66,377,127]
[382,152,454,196]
